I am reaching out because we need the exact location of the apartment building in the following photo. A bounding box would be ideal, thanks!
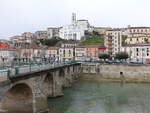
[126,27,150,34]
[75,46,86,61]
[122,44,150,63]
[105,29,124,55]
[59,47,74,62]
[35,31,48,39]
[47,27,60,39]
[0,43,16,62]
[125,33,150,45]
[85,45,106,61]
[46,47,59,61]
[10,32,35,48]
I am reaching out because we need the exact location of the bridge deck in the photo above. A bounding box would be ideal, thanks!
[0,61,78,82]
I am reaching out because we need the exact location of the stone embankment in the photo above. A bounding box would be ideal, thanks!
[81,62,150,83]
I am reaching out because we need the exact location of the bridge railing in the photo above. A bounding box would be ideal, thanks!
[0,61,77,81]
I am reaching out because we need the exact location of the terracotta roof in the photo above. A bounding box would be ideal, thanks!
[0,43,10,48]
[48,46,59,50]
[0,47,16,51]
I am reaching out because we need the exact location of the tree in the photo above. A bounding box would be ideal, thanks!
[38,37,63,46]
[122,35,128,46]
[115,52,129,60]
[92,30,100,36]
[99,53,110,61]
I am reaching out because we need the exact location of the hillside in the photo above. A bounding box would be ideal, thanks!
[38,37,64,46]
[80,35,104,46]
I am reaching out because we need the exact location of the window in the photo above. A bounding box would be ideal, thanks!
[147,48,149,52]
[63,50,65,55]
[69,50,71,54]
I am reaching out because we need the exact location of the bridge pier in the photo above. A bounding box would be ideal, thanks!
[33,78,49,113]
[63,67,73,88]
[52,71,64,97]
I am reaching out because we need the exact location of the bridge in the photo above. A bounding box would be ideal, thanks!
[0,61,81,113]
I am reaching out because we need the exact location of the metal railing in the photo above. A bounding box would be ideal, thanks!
[0,61,77,82]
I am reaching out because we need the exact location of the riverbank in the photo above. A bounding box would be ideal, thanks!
[80,74,150,83]
[81,63,150,83]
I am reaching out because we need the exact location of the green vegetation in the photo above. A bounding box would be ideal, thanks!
[80,31,104,46]
[115,52,129,60]
[38,37,64,46]
[99,53,110,61]
[122,35,128,46]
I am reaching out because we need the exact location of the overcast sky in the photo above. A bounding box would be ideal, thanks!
[0,0,150,39]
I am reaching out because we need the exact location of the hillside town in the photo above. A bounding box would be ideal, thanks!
[0,14,150,64]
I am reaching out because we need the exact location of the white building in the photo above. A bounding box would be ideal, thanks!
[126,26,150,34]
[122,44,150,63]
[59,13,93,40]
[0,48,16,63]
[47,27,60,39]
[105,29,124,55]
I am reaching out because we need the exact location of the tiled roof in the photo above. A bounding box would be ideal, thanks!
[48,46,59,50]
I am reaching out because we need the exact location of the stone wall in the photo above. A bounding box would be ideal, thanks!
[82,63,150,81]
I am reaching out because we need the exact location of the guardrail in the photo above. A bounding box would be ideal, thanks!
[0,61,77,81]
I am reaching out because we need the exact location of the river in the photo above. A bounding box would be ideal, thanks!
[48,81,150,113]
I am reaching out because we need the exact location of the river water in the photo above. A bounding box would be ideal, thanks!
[48,81,150,113]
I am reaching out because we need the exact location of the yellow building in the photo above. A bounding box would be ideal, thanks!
[59,47,74,62]
[125,33,150,45]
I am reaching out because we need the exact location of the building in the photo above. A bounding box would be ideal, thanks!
[125,33,150,45]
[94,27,112,35]
[0,43,16,63]
[105,29,124,55]
[126,26,150,34]
[122,44,150,63]
[47,28,60,39]
[46,47,59,61]
[35,31,48,39]
[59,13,93,40]
[61,42,77,48]
[120,27,150,62]
[84,45,106,61]
[16,43,46,62]
[59,47,74,62]
[75,46,86,61]
[10,32,35,48]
